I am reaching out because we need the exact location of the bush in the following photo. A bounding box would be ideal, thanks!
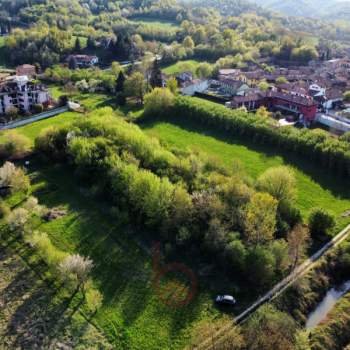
[0,201,10,219]
[0,131,31,159]
[308,208,335,239]
[35,126,70,160]
[0,162,30,196]
[144,87,174,116]
[33,103,44,113]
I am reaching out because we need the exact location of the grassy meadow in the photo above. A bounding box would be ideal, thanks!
[3,160,219,349]
[162,60,210,75]
[140,118,350,231]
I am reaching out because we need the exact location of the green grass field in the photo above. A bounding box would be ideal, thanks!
[140,119,350,231]
[129,17,179,31]
[18,161,217,350]
[162,60,208,75]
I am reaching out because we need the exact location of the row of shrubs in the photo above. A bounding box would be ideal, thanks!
[162,96,350,176]
[33,108,336,291]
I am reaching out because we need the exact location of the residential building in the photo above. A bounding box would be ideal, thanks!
[67,54,99,68]
[0,75,51,115]
[217,78,250,96]
[16,64,36,77]
[227,91,317,122]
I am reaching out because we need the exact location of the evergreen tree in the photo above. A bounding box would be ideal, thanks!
[68,55,78,70]
[116,71,126,93]
[149,59,163,88]
[74,37,81,53]
[87,36,95,50]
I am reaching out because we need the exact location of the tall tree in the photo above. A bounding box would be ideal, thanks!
[243,192,278,244]
[74,37,81,53]
[124,72,147,104]
[68,55,78,70]
[287,224,309,269]
[149,59,163,88]
[115,71,126,93]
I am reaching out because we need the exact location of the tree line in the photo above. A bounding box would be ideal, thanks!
[159,96,350,177]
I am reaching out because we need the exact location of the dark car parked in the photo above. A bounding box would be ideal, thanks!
[215,295,236,305]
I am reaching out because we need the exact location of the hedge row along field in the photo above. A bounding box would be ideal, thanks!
[165,97,350,177]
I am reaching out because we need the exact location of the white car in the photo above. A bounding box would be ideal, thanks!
[215,295,236,305]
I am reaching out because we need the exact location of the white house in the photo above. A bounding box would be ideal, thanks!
[181,79,209,96]
[0,75,51,114]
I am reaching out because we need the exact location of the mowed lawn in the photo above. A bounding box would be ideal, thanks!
[162,60,210,75]
[140,119,350,231]
[129,17,179,32]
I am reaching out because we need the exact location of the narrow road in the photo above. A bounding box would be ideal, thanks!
[197,223,350,350]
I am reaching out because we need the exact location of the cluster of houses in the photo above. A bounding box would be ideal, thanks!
[0,66,51,117]
[178,58,350,132]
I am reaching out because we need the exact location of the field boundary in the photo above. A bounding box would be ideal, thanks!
[0,106,69,130]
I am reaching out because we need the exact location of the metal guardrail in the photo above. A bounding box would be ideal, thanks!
[0,106,69,130]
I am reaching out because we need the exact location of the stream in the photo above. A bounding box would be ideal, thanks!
[305,280,350,329]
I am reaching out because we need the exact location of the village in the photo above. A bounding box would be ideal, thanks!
[177,57,350,134]
[1,54,350,134]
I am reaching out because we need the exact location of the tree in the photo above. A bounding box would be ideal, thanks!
[166,78,178,94]
[144,88,174,116]
[340,131,350,143]
[86,36,95,50]
[255,106,271,119]
[243,192,278,244]
[343,91,350,103]
[256,166,296,206]
[124,72,147,104]
[0,162,29,196]
[276,76,288,84]
[149,59,163,88]
[111,61,121,75]
[183,36,195,50]
[59,254,93,295]
[0,131,30,159]
[258,80,269,91]
[115,71,126,93]
[246,245,276,287]
[287,224,310,269]
[0,200,9,219]
[308,208,335,239]
[74,37,81,53]
[5,106,18,122]
[86,288,103,315]
[7,207,29,233]
[68,55,78,70]
[196,62,213,78]
[244,304,297,350]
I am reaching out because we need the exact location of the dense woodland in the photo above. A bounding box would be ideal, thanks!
[1,0,346,68]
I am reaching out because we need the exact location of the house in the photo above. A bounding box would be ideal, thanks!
[0,75,51,115]
[181,79,209,96]
[176,71,193,87]
[16,64,36,77]
[217,79,250,96]
[323,88,343,110]
[68,55,99,68]
[228,93,266,111]
[227,90,317,122]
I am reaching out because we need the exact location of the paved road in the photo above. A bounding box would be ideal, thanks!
[197,222,350,350]
[0,106,69,130]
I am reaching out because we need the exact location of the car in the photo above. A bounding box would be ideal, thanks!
[215,295,236,305]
